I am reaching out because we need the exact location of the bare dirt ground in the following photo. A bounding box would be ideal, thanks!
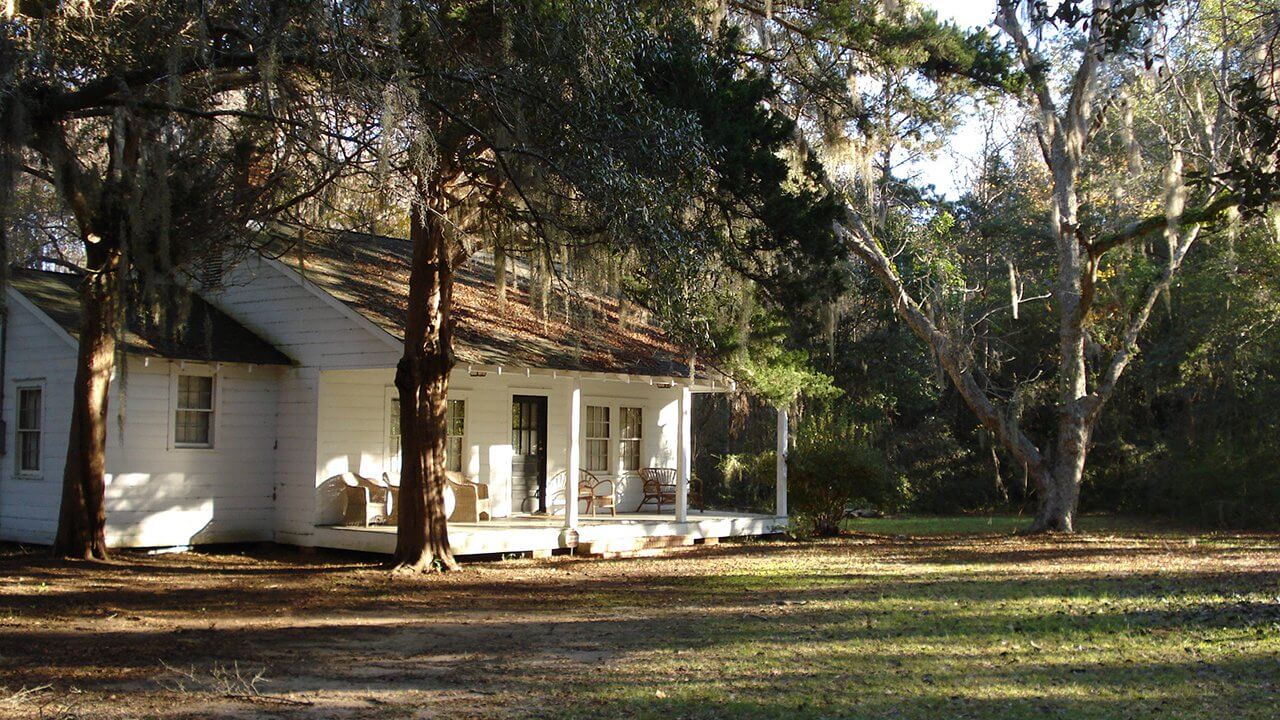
[0,528,1277,719]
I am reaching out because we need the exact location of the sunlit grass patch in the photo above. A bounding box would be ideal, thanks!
[545,530,1280,720]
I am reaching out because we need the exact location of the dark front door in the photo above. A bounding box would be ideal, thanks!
[511,395,549,514]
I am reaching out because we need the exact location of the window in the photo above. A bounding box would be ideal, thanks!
[387,395,402,474]
[446,399,465,472]
[619,406,642,472]
[175,375,214,447]
[15,386,42,474]
[386,396,465,473]
[585,405,610,472]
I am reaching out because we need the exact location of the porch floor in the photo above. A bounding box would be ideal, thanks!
[312,510,784,557]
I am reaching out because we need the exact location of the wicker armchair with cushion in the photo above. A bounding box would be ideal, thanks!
[445,471,492,523]
[383,471,491,523]
[341,472,393,526]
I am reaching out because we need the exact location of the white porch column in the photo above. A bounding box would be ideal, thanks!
[775,406,789,518]
[565,378,581,529]
[676,385,692,523]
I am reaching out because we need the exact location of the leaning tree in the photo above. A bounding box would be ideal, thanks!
[0,1,368,558]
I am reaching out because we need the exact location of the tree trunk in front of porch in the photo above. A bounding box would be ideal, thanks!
[392,183,460,572]
[54,246,121,560]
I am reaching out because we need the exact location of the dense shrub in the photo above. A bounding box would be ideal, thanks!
[787,412,905,536]
[710,450,778,514]
[1111,440,1280,528]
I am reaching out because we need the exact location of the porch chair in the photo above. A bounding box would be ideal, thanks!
[340,472,393,526]
[445,471,493,523]
[384,471,491,523]
[578,469,617,517]
[636,467,704,513]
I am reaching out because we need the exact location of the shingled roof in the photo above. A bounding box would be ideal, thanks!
[7,268,293,366]
[273,230,693,378]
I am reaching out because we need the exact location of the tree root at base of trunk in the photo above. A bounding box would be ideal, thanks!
[1019,515,1077,534]
[386,556,462,574]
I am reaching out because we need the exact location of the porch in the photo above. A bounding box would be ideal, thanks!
[306,364,791,556]
[313,509,784,557]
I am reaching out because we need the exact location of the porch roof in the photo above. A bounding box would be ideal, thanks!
[267,228,701,379]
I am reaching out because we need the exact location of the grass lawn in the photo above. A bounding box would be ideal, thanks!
[1,521,1277,719]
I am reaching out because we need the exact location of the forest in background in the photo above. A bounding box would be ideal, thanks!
[688,0,1280,530]
[3,0,1278,562]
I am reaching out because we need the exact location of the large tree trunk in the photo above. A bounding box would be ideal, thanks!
[391,182,460,572]
[1029,134,1092,533]
[54,259,119,560]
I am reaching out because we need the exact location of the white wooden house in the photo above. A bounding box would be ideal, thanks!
[0,231,787,556]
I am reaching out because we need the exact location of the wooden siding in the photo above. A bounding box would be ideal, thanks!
[0,296,78,544]
[0,292,284,547]
[204,254,400,370]
[102,361,282,547]
[274,367,320,545]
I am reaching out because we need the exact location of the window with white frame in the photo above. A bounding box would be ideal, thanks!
[15,386,42,474]
[585,405,610,472]
[619,406,642,472]
[446,399,465,472]
[386,396,465,473]
[387,395,402,474]
[175,374,215,447]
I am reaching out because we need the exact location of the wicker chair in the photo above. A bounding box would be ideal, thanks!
[636,467,703,513]
[382,471,490,523]
[341,472,392,526]
[552,469,617,516]
[578,469,617,516]
[445,471,493,523]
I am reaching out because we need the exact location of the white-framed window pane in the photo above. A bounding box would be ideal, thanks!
[388,396,402,474]
[620,407,641,438]
[178,375,213,410]
[175,410,212,445]
[175,375,214,446]
[445,399,466,473]
[586,438,609,472]
[447,399,465,436]
[619,407,641,471]
[446,436,463,472]
[585,405,610,472]
[16,387,41,473]
[18,388,41,431]
[18,431,40,472]
[586,406,609,439]
[620,440,640,471]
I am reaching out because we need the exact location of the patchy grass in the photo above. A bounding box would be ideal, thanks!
[0,524,1277,719]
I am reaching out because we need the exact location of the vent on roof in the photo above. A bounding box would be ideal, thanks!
[195,252,225,291]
